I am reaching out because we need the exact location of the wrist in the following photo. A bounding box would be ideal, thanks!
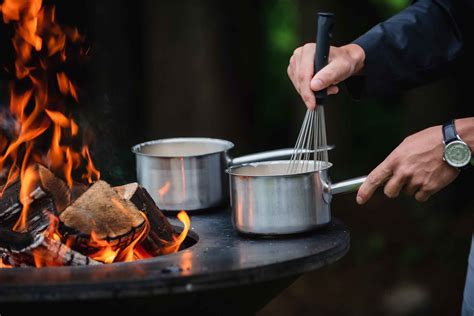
[454,117,474,149]
[342,43,365,75]
[442,118,474,170]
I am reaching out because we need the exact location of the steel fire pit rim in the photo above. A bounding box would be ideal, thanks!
[0,235,349,303]
[0,208,350,303]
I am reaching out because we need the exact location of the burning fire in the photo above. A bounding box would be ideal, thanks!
[86,210,191,264]
[0,0,100,231]
[0,0,190,268]
[161,211,191,254]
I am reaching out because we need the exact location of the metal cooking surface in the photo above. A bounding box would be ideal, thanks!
[0,207,349,303]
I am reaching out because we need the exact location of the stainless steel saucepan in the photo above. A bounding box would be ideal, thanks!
[226,160,366,236]
[132,138,334,212]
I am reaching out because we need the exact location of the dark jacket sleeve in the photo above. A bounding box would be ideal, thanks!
[345,0,471,99]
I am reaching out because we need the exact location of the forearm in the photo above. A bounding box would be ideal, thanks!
[347,0,467,98]
[455,117,474,150]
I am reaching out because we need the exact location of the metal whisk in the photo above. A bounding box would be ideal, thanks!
[287,12,334,175]
[287,106,328,174]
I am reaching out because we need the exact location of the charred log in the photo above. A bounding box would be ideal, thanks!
[0,180,56,236]
[71,182,88,202]
[0,229,101,267]
[37,165,71,212]
[114,182,176,255]
[0,164,72,235]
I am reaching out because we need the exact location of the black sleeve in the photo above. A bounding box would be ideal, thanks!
[345,0,471,99]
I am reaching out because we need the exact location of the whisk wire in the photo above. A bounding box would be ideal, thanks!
[287,105,328,174]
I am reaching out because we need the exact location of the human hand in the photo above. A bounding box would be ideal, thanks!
[287,43,365,109]
[356,125,460,204]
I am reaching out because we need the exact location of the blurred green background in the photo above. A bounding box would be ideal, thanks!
[4,0,471,315]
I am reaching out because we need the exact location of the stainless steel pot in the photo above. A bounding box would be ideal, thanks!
[226,160,366,236]
[132,138,320,211]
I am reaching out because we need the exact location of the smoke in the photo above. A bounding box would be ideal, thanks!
[0,106,19,142]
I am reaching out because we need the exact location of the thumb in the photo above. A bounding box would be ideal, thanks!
[310,61,347,92]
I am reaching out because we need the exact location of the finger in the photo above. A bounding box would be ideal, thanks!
[403,182,419,196]
[290,54,296,68]
[287,64,299,93]
[311,58,351,92]
[357,163,393,205]
[327,85,339,95]
[383,174,406,199]
[297,44,316,110]
[288,53,300,93]
[415,190,431,202]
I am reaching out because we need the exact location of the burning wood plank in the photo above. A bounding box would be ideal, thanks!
[37,164,71,212]
[0,229,101,267]
[59,180,147,253]
[0,164,70,235]
[114,182,176,255]
[0,181,54,236]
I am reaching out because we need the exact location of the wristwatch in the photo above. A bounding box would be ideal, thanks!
[442,119,473,170]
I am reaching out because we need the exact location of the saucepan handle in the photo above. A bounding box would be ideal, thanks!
[229,145,335,166]
[331,176,367,195]
[229,148,295,166]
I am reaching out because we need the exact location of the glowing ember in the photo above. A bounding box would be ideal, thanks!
[88,231,120,264]
[0,261,12,268]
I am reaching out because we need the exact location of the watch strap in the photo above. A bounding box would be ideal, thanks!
[461,163,472,171]
[442,119,458,144]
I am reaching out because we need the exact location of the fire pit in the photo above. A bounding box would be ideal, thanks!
[0,208,349,315]
[0,1,350,314]
[0,0,191,268]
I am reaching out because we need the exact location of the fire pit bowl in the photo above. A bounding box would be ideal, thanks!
[0,208,349,315]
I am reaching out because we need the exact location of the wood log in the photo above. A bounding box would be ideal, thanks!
[71,181,88,202]
[0,164,70,235]
[0,180,56,236]
[37,165,71,212]
[0,229,101,267]
[59,180,147,252]
[114,182,176,255]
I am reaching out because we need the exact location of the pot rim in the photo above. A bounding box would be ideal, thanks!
[225,160,333,178]
[131,137,235,159]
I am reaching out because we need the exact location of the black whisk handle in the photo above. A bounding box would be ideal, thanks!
[314,12,334,105]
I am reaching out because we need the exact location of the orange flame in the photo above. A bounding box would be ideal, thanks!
[87,211,150,264]
[0,0,100,232]
[0,261,12,268]
[86,210,190,263]
[12,163,36,231]
[161,211,190,254]
[0,0,191,268]
[88,230,120,264]
[81,146,100,184]
[117,212,149,262]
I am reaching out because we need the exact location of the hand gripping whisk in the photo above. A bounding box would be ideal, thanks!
[287,12,334,174]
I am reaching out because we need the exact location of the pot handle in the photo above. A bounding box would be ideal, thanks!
[229,148,295,166]
[331,176,367,195]
[229,145,335,166]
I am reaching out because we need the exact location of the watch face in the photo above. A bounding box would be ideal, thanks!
[444,140,472,168]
